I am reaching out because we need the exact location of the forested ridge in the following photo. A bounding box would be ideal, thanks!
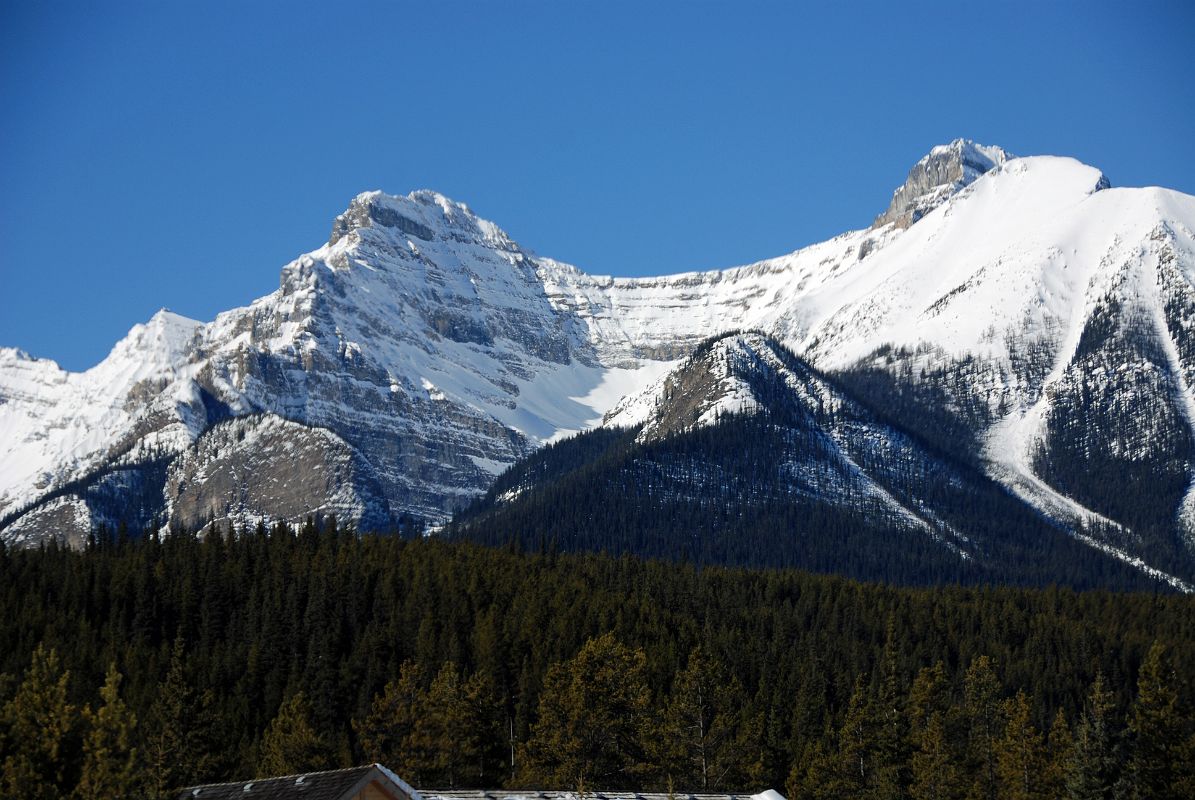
[447,331,1195,590]
[0,521,1193,799]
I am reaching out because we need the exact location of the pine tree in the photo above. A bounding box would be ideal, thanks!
[143,638,221,798]
[0,645,77,800]
[786,730,834,800]
[460,669,504,786]
[909,711,960,800]
[907,662,950,740]
[520,632,652,788]
[907,662,960,800]
[1041,709,1073,800]
[1120,642,1186,800]
[962,656,1003,800]
[1066,672,1118,800]
[658,646,748,790]
[74,663,139,799]
[257,692,329,777]
[353,662,428,783]
[995,690,1044,800]
[418,662,471,787]
[827,677,874,798]
[871,622,908,800]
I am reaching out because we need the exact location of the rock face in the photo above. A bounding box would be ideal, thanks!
[3,140,1195,588]
[1,496,93,549]
[164,414,393,532]
[873,139,1011,229]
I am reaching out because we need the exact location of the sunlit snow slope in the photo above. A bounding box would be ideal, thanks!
[3,139,1194,589]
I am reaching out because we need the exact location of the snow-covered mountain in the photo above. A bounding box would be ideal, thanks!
[3,139,1194,588]
[455,330,1182,590]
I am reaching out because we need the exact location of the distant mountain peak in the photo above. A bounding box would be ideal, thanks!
[4,142,1195,591]
[328,189,509,248]
[873,138,1012,230]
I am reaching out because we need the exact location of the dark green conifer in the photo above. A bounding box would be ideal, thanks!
[1066,672,1119,800]
[1042,709,1074,799]
[995,690,1044,800]
[0,645,76,800]
[74,663,138,799]
[142,638,221,798]
[1120,643,1186,800]
[257,692,329,777]
[658,646,749,790]
[519,633,652,788]
[963,656,1003,800]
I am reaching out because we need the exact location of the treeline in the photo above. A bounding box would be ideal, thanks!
[0,521,1193,798]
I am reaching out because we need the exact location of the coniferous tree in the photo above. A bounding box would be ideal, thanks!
[353,662,428,783]
[907,662,950,742]
[520,633,652,788]
[257,692,329,777]
[786,727,835,800]
[1042,709,1074,800]
[460,670,505,786]
[963,656,1003,800]
[0,645,76,800]
[143,638,221,797]
[74,663,138,800]
[1066,673,1119,800]
[1120,642,1186,800]
[995,690,1045,800]
[412,662,480,787]
[871,623,908,800]
[908,662,961,800]
[909,711,959,800]
[827,677,874,798]
[658,646,748,790]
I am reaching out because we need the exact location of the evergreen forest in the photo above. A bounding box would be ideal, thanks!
[0,521,1193,799]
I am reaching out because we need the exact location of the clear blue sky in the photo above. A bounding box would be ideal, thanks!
[2,1,1193,371]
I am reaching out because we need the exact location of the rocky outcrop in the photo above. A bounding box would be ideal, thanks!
[164,414,392,532]
[873,139,1010,229]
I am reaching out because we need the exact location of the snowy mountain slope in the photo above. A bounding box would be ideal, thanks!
[3,138,1195,589]
[604,332,977,549]
[455,331,1178,590]
[0,179,901,540]
[872,139,1010,229]
[0,191,694,539]
[0,311,208,522]
[777,156,1195,581]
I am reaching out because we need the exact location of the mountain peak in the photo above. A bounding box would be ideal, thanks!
[328,189,509,248]
[928,138,1008,166]
[605,331,818,441]
[873,138,1012,230]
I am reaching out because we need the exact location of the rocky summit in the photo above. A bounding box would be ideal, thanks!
[3,140,1195,589]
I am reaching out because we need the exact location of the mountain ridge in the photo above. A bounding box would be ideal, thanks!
[3,140,1195,589]
[454,329,1182,590]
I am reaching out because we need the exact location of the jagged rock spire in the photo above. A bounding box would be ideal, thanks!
[873,139,1011,229]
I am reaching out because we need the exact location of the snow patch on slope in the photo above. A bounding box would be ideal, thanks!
[0,310,203,518]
